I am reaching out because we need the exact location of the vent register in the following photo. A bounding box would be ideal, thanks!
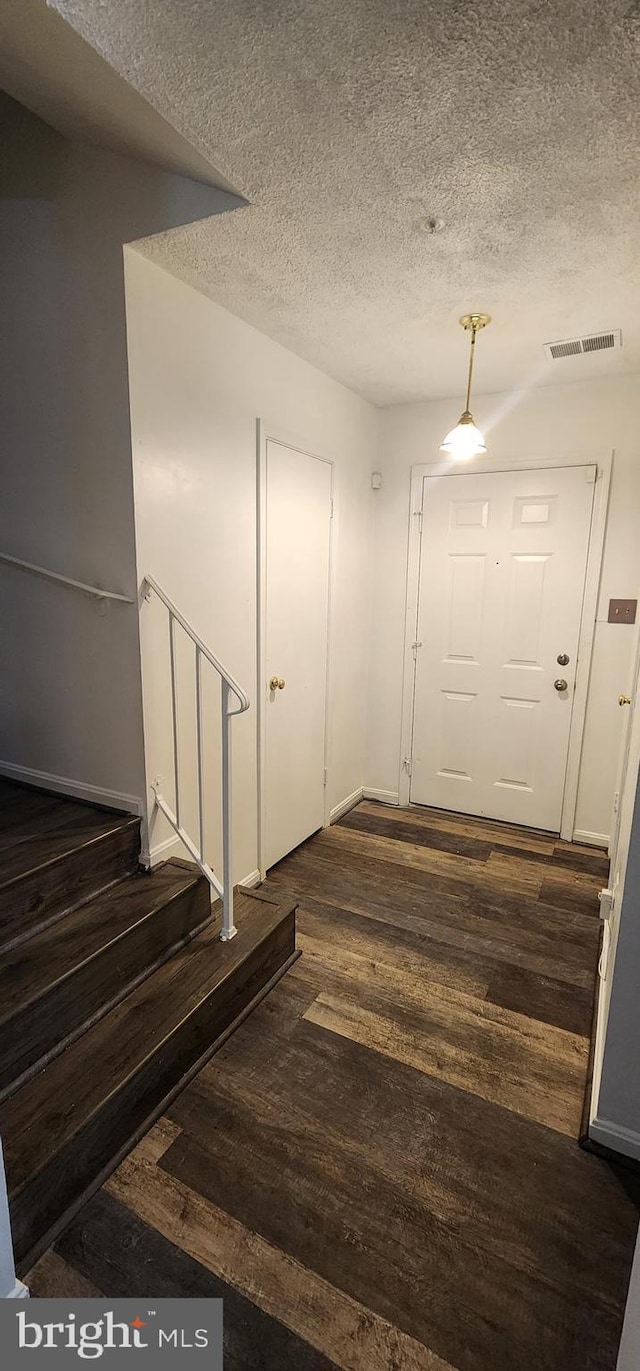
[544,330,622,361]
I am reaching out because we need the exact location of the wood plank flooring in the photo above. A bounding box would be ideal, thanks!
[27,801,638,1371]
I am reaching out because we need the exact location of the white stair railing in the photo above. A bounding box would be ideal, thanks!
[142,576,250,941]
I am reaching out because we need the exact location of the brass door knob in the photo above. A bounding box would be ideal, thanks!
[619,695,631,706]
[554,679,568,692]
[269,676,286,691]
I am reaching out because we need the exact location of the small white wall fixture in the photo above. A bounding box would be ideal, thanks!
[398,452,612,840]
[0,1137,28,1299]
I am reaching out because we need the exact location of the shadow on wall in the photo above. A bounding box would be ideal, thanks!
[0,92,244,805]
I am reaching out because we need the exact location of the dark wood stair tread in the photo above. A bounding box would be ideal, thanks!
[0,783,297,1273]
[0,861,215,1098]
[0,860,206,1028]
[0,810,140,894]
[0,780,112,822]
[0,795,112,856]
[0,807,141,954]
[1,890,296,1199]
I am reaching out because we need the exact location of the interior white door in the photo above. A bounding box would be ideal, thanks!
[411,465,596,830]
[263,440,332,869]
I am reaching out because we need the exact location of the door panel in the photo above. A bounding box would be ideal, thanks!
[263,440,331,869]
[411,466,595,830]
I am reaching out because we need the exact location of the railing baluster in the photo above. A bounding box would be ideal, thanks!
[220,680,237,940]
[168,611,180,828]
[195,645,205,860]
[145,577,247,943]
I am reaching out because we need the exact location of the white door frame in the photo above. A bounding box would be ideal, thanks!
[589,610,640,1134]
[256,419,334,879]
[398,452,613,840]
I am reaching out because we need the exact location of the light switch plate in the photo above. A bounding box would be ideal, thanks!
[608,599,637,624]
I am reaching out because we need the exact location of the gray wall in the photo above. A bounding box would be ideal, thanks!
[617,1230,640,1370]
[598,765,640,1137]
[0,93,240,806]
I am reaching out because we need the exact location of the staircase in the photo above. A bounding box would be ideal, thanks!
[0,779,297,1275]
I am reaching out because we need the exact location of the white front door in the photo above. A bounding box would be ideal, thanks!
[410,465,596,830]
[263,439,332,869]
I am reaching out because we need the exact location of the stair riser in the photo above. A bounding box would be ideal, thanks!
[11,909,296,1270]
[0,881,212,1100]
[0,823,140,954]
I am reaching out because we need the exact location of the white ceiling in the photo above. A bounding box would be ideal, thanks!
[0,0,240,192]
[20,2,640,402]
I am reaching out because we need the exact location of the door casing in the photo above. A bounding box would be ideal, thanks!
[589,614,640,1137]
[256,419,334,878]
[399,452,612,840]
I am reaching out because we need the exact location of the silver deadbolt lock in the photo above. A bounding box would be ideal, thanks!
[554,678,568,692]
[557,653,570,666]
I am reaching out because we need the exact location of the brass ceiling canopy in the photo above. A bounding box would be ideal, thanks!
[459,313,491,331]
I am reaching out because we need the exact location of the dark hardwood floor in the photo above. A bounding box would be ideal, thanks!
[27,801,638,1371]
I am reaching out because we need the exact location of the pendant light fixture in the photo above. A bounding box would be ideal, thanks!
[440,313,491,459]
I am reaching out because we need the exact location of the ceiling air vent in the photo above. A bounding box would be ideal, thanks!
[544,329,622,361]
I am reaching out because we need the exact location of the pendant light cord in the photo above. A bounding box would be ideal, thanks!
[465,324,477,414]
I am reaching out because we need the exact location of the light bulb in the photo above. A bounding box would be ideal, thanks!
[439,413,486,460]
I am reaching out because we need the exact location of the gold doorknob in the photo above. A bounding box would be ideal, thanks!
[269,676,286,691]
[619,695,631,706]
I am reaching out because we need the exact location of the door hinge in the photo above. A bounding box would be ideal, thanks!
[599,887,614,922]
[414,508,423,534]
[330,498,334,520]
[412,640,423,660]
[323,768,328,787]
[403,755,412,777]
[598,888,615,981]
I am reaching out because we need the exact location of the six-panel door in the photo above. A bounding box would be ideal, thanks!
[410,465,596,830]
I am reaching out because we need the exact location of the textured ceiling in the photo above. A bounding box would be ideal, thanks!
[47,0,640,403]
[0,0,241,192]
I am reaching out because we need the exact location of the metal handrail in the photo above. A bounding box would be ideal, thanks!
[143,574,249,710]
[142,575,250,940]
[0,551,134,602]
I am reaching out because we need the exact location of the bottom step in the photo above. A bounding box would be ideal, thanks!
[0,888,297,1273]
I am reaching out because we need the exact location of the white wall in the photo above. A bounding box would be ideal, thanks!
[125,251,376,882]
[0,94,239,811]
[368,373,640,840]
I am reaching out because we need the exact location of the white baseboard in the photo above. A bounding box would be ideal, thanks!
[4,1279,29,1298]
[589,1116,640,1162]
[0,760,142,816]
[239,868,261,889]
[573,829,610,850]
[329,788,363,823]
[363,788,400,806]
[142,832,184,868]
[142,838,263,892]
